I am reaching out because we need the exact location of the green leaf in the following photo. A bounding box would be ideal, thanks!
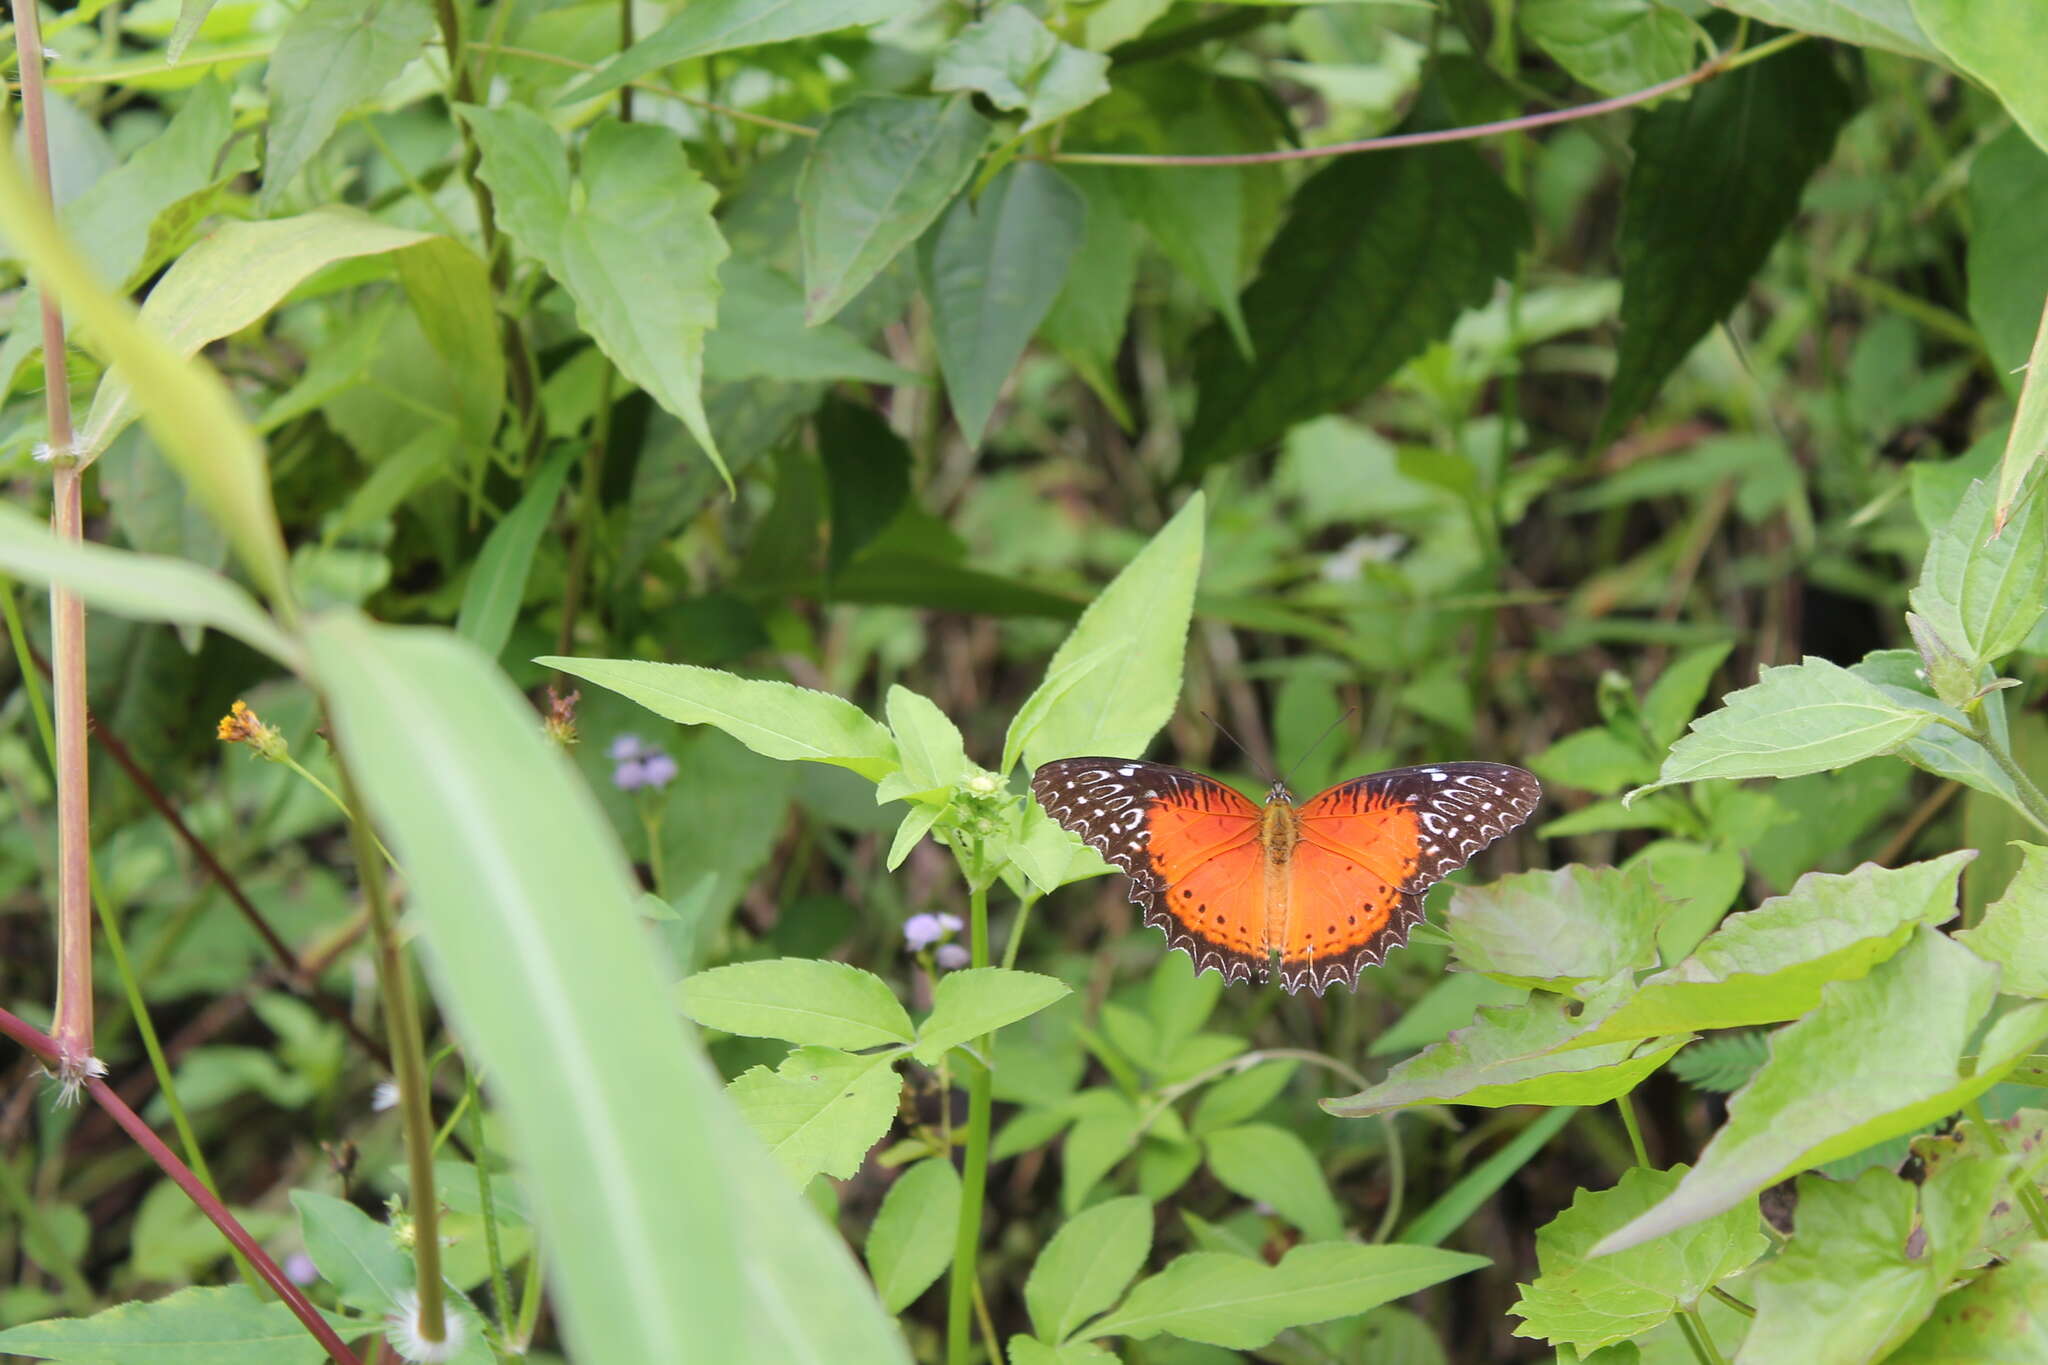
[681,958,915,1049]
[932,8,1111,132]
[1712,0,1942,59]
[1598,39,1855,443]
[307,615,909,1364]
[705,260,918,388]
[1742,1159,2009,1362]
[1910,477,2048,668]
[0,500,297,668]
[1183,143,1526,477]
[1967,128,2048,392]
[1025,1195,1155,1343]
[1632,657,1933,798]
[1957,844,2048,997]
[1204,1124,1344,1243]
[1038,166,1137,412]
[887,801,946,871]
[1529,728,1658,795]
[1891,1241,2048,1361]
[816,398,913,579]
[1641,643,1734,750]
[883,684,971,803]
[1849,650,2022,805]
[1994,295,2048,538]
[1519,0,1694,97]
[1913,0,2048,157]
[1509,1166,1767,1352]
[1323,985,1690,1118]
[1062,1097,1143,1213]
[914,968,1072,1064]
[0,1285,351,1365]
[798,96,990,326]
[558,0,909,105]
[537,657,900,779]
[1590,929,2048,1257]
[1569,852,1976,1049]
[921,162,1086,447]
[455,449,572,660]
[728,1046,904,1183]
[291,1190,409,1314]
[1083,1243,1488,1348]
[262,0,435,204]
[1009,1338,1120,1365]
[1442,865,1667,991]
[1009,493,1205,773]
[866,1158,961,1312]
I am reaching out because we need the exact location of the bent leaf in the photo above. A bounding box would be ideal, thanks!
[682,959,915,1050]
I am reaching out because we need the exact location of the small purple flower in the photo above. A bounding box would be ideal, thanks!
[935,943,970,970]
[641,753,679,788]
[284,1252,320,1286]
[608,733,646,762]
[903,913,946,951]
[612,758,650,791]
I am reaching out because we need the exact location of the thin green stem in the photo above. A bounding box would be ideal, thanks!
[1678,1307,1727,1365]
[1950,710,2048,840]
[998,891,1038,970]
[277,754,402,868]
[947,879,995,1365]
[468,1069,515,1353]
[513,1242,546,1352]
[335,752,447,1346]
[1617,1092,1651,1168]
[1708,1285,1756,1319]
[1371,1113,1406,1244]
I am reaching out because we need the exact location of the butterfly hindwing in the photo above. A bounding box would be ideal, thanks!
[1029,758,1268,984]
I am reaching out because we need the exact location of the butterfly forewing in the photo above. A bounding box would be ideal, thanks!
[1301,761,1542,893]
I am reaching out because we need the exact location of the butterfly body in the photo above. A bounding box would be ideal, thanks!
[1031,758,1539,995]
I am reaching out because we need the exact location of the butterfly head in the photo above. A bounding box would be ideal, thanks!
[1265,778,1295,806]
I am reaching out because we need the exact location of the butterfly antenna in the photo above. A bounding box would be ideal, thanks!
[1278,707,1358,792]
[1199,711,1278,788]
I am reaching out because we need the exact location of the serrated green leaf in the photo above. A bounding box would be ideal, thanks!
[539,657,899,779]
[1442,865,1667,991]
[1509,1166,1766,1352]
[681,958,914,1049]
[866,1158,961,1312]
[1889,1241,2048,1361]
[559,0,909,105]
[0,1286,353,1365]
[1025,1195,1154,1343]
[1712,0,1941,60]
[1910,477,2048,668]
[1569,853,1975,1050]
[933,8,1111,132]
[1598,40,1855,443]
[705,260,920,388]
[1591,929,2048,1256]
[882,684,970,804]
[1083,1243,1487,1348]
[1519,0,1694,97]
[1204,1124,1344,1242]
[914,968,1072,1064]
[291,1191,408,1315]
[262,0,434,205]
[727,1046,904,1183]
[1957,844,2048,997]
[1849,650,2022,805]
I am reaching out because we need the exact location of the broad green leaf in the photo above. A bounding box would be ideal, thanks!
[1441,865,1666,991]
[1011,493,1205,772]
[538,657,900,779]
[882,684,971,804]
[1203,1124,1344,1242]
[1890,1241,2048,1361]
[1146,953,1223,1057]
[455,450,573,659]
[1369,974,1528,1059]
[1183,143,1525,477]
[262,0,434,204]
[1641,643,1734,750]
[1529,727,1658,795]
[1324,986,1690,1117]
[1598,40,1855,443]
[1742,1159,2008,1363]
[1712,0,1942,60]
[1006,797,1117,895]
[0,500,297,668]
[682,959,915,1050]
[1519,0,1694,97]
[307,615,909,1364]
[0,1285,351,1365]
[921,162,1085,447]
[1569,853,1976,1049]
[1957,844,2048,997]
[1062,1096,1142,1213]
[1083,1243,1488,1348]
[1025,1194,1154,1343]
[1509,1166,1766,1352]
[866,1158,961,1312]
[932,9,1111,132]
[463,109,730,483]
[798,96,990,326]
[1630,839,1746,963]
[1910,477,2048,668]
[1913,0,2048,156]
[728,1047,904,1183]
[559,0,909,105]
[0,132,289,601]
[887,802,946,871]
[913,968,1072,1064]
[169,0,217,59]
[1038,166,1137,412]
[817,398,913,579]
[1966,128,2048,392]
[1632,657,1933,798]
[1590,929,2048,1256]
[291,1191,409,1313]
[1996,294,2048,536]
[706,261,919,388]
[1009,1339,1119,1365]
[1849,650,2021,805]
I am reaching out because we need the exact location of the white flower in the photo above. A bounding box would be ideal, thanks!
[385,1290,468,1364]
[373,1080,401,1112]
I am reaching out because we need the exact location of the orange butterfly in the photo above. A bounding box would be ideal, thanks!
[1031,759,1540,995]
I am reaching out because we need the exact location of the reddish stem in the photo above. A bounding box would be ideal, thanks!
[0,1005,363,1365]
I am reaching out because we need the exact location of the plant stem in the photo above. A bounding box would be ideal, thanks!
[946,880,995,1365]
[1617,1092,1651,1167]
[336,753,447,1347]
[13,0,98,1095]
[1967,709,2048,840]
[1677,1306,1727,1365]
[468,1068,516,1347]
[1708,1285,1756,1318]
[0,1003,362,1364]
